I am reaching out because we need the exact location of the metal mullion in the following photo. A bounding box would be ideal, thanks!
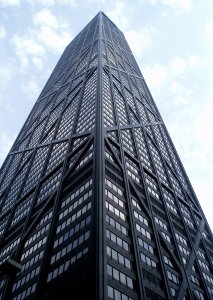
[115,118,148,299]
[0,151,25,207]
[146,125,206,299]
[143,126,197,300]
[142,120,202,300]
[1,142,52,299]
[123,67,176,298]
[108,33,141,128]
[126,123,173,299]
[0,150,36,245]
[89,12,106,300]
[105,28,146,300]
[34,15,99,299]
[0,155,17,188]
[1,79,70,295]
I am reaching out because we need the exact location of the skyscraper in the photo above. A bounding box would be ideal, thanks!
[0,10,212,300]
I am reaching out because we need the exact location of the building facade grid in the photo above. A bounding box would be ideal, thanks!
[0,11,212,300]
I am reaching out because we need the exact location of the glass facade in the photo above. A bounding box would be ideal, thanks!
[0,11,213,300]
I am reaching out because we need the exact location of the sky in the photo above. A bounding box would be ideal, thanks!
[0,0,213,230]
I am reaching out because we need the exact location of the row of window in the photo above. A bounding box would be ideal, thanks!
[37,211,52,228]
[105,151,114,162]
[106,214,128,236]
[131,198,141,211]
[76,152,93,169]
[107,245,131,270]
[195,289,205,300]
[138,237,154,254]
[140,252,157,270]
[108,285,133,300]
[106,229,129,252]
[59,189,92,222]
[12,195,33,223]
[166,202,177,214]
[175,232,187,246]
[202,272,213,284]
[198,259,209,271]
[161,232,171,243]
[20,250,44,273]
[25,223,50,248]
[21,236,47,261]
[12,266,40,292]
[0,237,20,260]
[56,202,91,234]
[127,170,140,183]
[11,207,30,227]
[61,179,92,208]
[105,178,123,196]
[147,187,160,200]
[163,255,173,267]
[106,201,126,222]
[37,179,60,203]
[135,223,151,240]
[207,286,213,295]
[184,217,194,228]
[133,210,148,227]
[12,283,37,300]
[47,247,89,283]
[107,264,134,290]
[167,270,179,284]
[197,250,205,259]
[154,216,167,231]
[54,215,91,249]
[105,188,125,208]
[191,274,200,286]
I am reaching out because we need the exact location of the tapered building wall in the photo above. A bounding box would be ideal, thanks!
[0,12,213,300]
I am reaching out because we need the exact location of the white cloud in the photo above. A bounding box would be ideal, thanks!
[170,56,186,76]
[0,25,6,39]
[169,81,192,105]
[0,59,16,100]
[32,57,43,70]
[188,55,198,66]
[11,9,73,71]
[106,1,130,30]
[32,9,72,53]
[11,34,46,73]
[194,97,213,151]
[27,0,77,6]
[139,0,157,4]
[205,23,213,41]
[162,0,191,9]
[27,0,55,5]
[125,29,151,57]
[0,0,19,7]
[139,0,191,11]
[33,9,59,29]
[57,0,77,5]
[33,25,72,53]
[22,80,40,99]
[161,11,168,17]
[143,63,167,88]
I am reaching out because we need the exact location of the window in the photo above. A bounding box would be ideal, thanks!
[167,271,179,284]
[135,223,151,239]
[106,229,129,252]
[140,252,157,270]
[107,264,134,289]
[106,215,128,236]
[108,285,133,300]
[107,246,131,270]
